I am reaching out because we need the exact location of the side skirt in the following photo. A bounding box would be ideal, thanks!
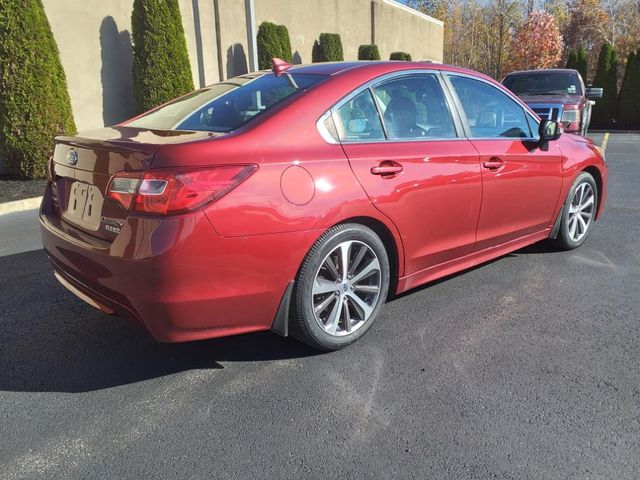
[396,229,552,294]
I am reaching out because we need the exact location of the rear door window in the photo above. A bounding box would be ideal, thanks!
[334,90,385,142]
[372,74,457,140]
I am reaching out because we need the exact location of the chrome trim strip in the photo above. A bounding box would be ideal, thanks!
[315,68,552,146]
[330,69,439,115]
[317,69,466,145]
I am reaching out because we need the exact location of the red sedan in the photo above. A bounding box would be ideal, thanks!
[40,60,608,351]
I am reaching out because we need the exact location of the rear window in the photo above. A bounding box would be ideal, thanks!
[503,72,583,96]
[127,73,328,132]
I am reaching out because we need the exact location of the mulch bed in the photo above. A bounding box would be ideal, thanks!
[0,179,47,203]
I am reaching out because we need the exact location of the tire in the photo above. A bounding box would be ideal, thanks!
[551,172,598,250]
[291,223,390,351]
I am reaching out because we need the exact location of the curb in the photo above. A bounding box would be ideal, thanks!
[0,196,42,216]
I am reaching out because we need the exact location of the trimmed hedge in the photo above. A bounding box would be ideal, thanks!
[0,0,76,179]
[131,0,194,114]
[358,44,381,61]
[618,50,640,127]
[312,33,344,62]
[390,51,412,61]
[591,43,618,125]
[576,46,588,83]
[257,21,292,70]
[565,50,578,70]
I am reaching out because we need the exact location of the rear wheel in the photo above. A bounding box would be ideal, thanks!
[552,172,598,250]
[291,223,390,351]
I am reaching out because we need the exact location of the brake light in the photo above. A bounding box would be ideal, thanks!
[107,165,257,214]
[107,172,140,210]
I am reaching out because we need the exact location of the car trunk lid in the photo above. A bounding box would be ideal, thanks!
[50,126,217,240]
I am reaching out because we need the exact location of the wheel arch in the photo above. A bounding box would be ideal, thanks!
[271,215,404,337]
[335,216,402,298]
[582,165,603,219]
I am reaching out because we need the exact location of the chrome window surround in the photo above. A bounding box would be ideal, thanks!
[315,69,550,145]
[316,69,467,145]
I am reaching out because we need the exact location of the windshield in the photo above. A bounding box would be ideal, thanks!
[127,73,328,132]
[503,72,583,96]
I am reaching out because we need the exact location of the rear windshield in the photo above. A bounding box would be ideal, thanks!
[503,72,583,96]
[127,73,328,132]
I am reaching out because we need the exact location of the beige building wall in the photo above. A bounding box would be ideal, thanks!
[42,0,443,132]
[373,0,443,61]
[255,0,373,65]
[256,0,443,66]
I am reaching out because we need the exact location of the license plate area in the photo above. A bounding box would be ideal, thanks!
[62,181,104,231]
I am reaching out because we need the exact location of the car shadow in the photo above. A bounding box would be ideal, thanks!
[0,250,318,394]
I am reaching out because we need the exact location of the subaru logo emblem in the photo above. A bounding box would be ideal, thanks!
[66,149,78,166]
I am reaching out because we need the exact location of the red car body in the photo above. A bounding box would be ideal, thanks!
[40,62,607,343]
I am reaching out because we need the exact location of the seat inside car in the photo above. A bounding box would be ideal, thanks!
[384,96,424,138]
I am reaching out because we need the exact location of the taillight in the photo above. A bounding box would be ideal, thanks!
[107,172,140,210]
[107,165,257,215]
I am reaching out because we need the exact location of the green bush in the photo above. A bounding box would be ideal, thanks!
[131,0,194,114]
[618,50,640,127]
[277,24,292,64]
[565,50,578,70]
[311,33,344,62]
[591,43,618,125]
[566,47,588,83]
[257,21,292,70]
[390,51,412,61]
[576,46,588,83]
[0,0,76,179]
[358,44,381,61]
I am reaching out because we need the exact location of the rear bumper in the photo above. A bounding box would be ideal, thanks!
[40,192,320,342]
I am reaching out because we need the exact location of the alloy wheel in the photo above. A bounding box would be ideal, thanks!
[311,240,382,336]
[567,182,595,242]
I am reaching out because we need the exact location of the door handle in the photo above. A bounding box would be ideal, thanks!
[371,161,403,176]
[482,157,504,170]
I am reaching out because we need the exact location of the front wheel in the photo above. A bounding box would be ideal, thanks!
[291,223,390,351]
[552,172,598,250]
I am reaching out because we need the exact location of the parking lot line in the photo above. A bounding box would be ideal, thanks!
[601,132,610,151]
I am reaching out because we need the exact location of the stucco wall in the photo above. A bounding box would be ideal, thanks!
[41,0,443,132]
[373,0,443,61]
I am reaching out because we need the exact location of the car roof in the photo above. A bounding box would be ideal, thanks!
[279,61,495,81]
[505,68,579,76]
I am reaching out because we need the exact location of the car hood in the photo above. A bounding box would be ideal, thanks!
[517,94,583,106]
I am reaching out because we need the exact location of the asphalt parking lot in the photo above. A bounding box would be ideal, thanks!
[1,132,639,479]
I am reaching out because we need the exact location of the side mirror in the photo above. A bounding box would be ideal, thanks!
[539,119,561,142]
[586,87,603,99]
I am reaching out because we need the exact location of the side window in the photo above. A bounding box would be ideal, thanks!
[372,74,457,140]
[448,75,532,139]
[335,90,385,142]
[526,114,540,140]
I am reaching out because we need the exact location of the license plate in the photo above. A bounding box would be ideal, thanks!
[62,181,103,230]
